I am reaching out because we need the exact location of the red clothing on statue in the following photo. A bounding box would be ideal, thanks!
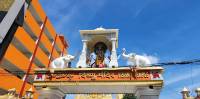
[99,64,104,68]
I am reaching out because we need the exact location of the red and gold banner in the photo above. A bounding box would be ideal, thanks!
[34,68,163,82]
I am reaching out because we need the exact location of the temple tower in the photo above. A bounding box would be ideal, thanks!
[76,27,119,68]
[181,87,191,99]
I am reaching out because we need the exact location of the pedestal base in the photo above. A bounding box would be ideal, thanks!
[76,53,87,68]
[109,51,118,68]
[109,60,118,68]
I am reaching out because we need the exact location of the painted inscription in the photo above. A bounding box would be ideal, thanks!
[35,70,154,81]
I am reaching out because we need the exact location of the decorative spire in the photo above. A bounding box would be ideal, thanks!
[182,87,189,92]
[95,26,105,30]
[196,87,200,98]
[181,87,190,99]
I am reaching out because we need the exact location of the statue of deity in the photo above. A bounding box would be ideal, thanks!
[91,42,107,68]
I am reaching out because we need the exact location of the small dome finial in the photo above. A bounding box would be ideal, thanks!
[182,87,189,92]
[95,26,105,30]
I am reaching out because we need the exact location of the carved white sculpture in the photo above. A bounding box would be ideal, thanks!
[50,54,75,68]
[122,48,151,67]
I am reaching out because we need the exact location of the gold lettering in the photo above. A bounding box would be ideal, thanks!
[136,72,149,78]
[79,73,96,80]
[118,73,130,78]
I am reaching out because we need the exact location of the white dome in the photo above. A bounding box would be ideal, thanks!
[196,88,200,91]
[95,26,105,30]
[182,87,189,92]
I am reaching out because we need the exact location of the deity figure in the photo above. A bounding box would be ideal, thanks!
[90,42,109,68]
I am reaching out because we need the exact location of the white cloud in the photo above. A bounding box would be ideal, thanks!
[40,0,107,40]
[39,0,108,55]
[134,0,151,18]
[187,83,200,90]
[165,67,200,86]
[123,53,159,66]
[142,54,159,64]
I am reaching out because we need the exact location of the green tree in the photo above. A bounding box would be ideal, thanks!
[122,94,137,99]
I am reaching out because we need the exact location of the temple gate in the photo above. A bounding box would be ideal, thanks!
[33,28,164,99]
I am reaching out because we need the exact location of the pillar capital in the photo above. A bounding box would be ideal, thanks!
[82,39,88,42]
[110,38,117,41]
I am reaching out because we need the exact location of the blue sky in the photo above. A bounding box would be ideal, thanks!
[40,0,200,99]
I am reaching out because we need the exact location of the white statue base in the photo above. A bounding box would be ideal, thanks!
[76,52,88,68]
[109,51,118,68]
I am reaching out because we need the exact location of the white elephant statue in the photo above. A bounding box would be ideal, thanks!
[121,48,151,67]
[50,54,75,68]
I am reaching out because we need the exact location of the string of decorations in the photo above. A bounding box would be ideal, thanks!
[0,58,200,76]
